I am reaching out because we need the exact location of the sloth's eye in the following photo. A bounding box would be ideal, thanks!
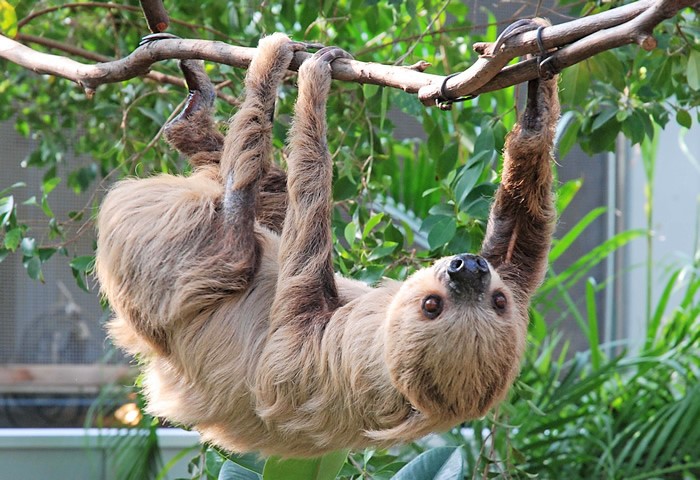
[492,292,507,312]
[421,295,443,320]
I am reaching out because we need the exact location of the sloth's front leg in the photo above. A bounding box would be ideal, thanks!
[255,48,351,424]
[480,19,559,301]
[270,47,352,325]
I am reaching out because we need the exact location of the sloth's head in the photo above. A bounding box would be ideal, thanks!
[384,253,527,421]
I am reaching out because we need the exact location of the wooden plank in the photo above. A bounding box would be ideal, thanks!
[0,364,134,394]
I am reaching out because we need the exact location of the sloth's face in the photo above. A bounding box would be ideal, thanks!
[384,254,527,421]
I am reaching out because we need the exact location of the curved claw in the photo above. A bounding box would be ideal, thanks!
[490,17,550,55]
[139,32,180,47]
[179,60,216,109]
[290,40,325,52]
[311,46,353,64]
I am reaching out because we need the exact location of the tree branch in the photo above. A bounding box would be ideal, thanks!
[0,0,696,106]
[11,34,238,105]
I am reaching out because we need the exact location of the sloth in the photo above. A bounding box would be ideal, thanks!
[95,29,559,457]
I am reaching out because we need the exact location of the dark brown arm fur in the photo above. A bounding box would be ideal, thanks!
[480,75,559,302]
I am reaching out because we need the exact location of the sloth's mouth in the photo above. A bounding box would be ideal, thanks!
[443,253,491,300]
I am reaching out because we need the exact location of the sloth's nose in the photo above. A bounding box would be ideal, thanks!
[447,254,491,295]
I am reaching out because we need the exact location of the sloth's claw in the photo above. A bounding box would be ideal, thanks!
[139,32,180,47]
[179,61,217,114]
[490,17,549,55]
[290,40,324,52]
[311,46,353,64]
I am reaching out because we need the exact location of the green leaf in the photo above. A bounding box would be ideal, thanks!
[473,125,495,155]
[4,227,21,251]
[591,106,618,132]
[436,142,458,180]
[427,125,445,160]
[687,49,700,91]
[0,195,14,227]
[392,446,464,480]
[262,450,348,480]
[20,237,36,257]
[560,61,591,106]
[550,207,607,262]
[555,111,582,158]
[362,213,384,239]
[584,278,602,370]
[344,222,357,247]
[24,255,44,282]
[422,215,457,250]
[453,165,481,207]
[676,109,692,129]
[41,195,55,218]
[70,255,95,272]
[555,178,582,215]
[0,0,17,38]
[368,241,398,260]
[42,176,61,195]
[218,460,262,480]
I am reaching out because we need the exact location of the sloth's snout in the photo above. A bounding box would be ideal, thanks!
[447,254,491,297]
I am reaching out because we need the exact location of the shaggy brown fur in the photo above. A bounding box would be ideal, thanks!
[96,31,559,457]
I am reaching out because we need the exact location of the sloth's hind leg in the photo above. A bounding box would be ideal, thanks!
[141,33,224,167]
[164,59,224,166]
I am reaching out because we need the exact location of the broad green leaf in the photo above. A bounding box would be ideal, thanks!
[218,460,262,480]
[368,241,398,260]
[555,111,582,158]
[560,61,591,106]
[427,125,445,160]
[42,176,61,195]
[423,215,456,250]
[24,255,44,282]
[676,109,692,129]
[392,446,464,480]
[20,237,36,257]
[262,449,348,480]
[4,227,21,251]
[70,255,95,272]
[591,106,619,132]
[436,142,459,180]
[453,165,481,207]
[473,125,495,155]
[363,213,384,239]
[687,49,700,91]
[344,222,357,247]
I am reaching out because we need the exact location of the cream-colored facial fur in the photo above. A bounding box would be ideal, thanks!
[96,31,558,458]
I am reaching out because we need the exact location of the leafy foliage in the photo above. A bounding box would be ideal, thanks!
[1,0,699,479]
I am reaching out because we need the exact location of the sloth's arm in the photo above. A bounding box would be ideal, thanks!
[269,48,352,327]
[480,72,559,300]
[254,49,351,425]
